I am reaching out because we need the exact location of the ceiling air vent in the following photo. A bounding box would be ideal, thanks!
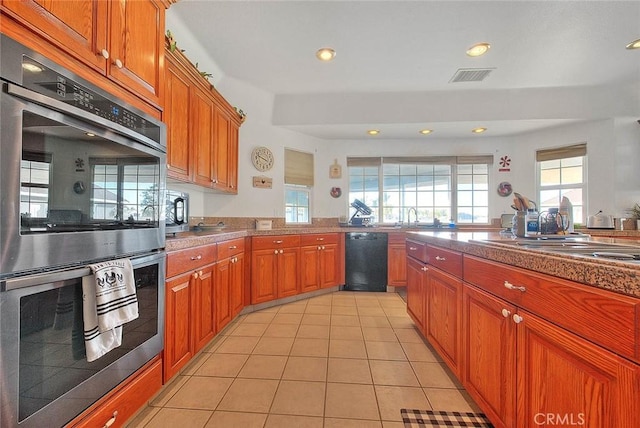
[449,68,495,83]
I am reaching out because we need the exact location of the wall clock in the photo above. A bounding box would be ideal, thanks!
[251,146,274,172]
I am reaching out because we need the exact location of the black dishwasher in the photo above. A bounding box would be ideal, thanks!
[344,232,388,292]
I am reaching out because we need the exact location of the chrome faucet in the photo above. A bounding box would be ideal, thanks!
[407,207,418,226]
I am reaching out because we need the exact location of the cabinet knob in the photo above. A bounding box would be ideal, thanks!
[501,308,511,318]
[193,272,199,279]
[435,256,446,261]
[274,250,278,255]
[191,254,202,261]
[100,49,110,59]
[114,58,123,69]
[512,314,524,324]
[322,245,325,250]
[103,411,118,428]
[318,246,322,250]
[504,281,526,292]
[279,249,284,254]
[421,266,428,272]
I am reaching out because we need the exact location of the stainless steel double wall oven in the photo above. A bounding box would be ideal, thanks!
[0,35,167,427]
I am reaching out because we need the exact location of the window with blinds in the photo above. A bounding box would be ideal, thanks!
[347,156,493,224]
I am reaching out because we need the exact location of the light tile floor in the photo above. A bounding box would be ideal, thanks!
[128,291,481,428]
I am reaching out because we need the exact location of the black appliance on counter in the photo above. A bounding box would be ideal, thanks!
[344,232,388,292]
[349,199,374,226]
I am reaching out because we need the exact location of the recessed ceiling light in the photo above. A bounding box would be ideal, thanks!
[466,43,491,57]
[626,38,640,49]
[367,129,380,136]
[419,129,433,135]
[316,47,336,61]
[22,63,43,73]
[472,127,487,134]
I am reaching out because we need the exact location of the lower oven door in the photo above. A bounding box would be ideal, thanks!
[0,251,165,428]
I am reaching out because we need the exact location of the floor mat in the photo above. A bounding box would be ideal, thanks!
[401,409,494,427]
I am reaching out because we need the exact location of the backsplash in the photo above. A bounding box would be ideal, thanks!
[189,217,340,230]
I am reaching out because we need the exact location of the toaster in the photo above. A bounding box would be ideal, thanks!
[586,214,614,229]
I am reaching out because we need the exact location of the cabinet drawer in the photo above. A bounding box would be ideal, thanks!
[217,237,245,259]
[464,255,640,361]
[252,235,301,250]
[167,244,217,277]
[72,357,162,427]
[406,239,428,263]
[300,233,339,246]
[427,245,462,278]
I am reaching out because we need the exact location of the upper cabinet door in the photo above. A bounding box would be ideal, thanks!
[108,0,165,106]
[165,60,192,181]
[2,0,108,71]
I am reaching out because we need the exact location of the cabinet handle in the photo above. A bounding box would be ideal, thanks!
[504,281,526,292]
[501,309,511,318]
[103,411,118,428]
[114,58,123,69]
[191,254,202,261]
[100,49,110,59]
[512,314,524,324]
[229,245,237,250]
[409,247,418,251]
[435,256,446,261]
[317,238,325,241]
[274,240,283,244]
[421,266,428,272]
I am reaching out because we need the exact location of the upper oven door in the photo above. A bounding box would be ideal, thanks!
[0,82,166,277]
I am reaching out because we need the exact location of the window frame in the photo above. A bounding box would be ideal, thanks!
[284,184,312,225]
[347,156,492,225]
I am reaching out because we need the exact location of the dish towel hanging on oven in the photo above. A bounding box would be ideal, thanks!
[82,258,139,362]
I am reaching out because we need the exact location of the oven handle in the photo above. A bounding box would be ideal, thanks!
[1,252,165,292]
[5,82,165,154]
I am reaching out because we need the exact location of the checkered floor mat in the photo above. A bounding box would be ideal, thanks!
[401,409,494,427]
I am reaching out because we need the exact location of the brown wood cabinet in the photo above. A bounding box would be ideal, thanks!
[462,255,640,428]
[164,244,217,381]
[406,256,427,331]
[70,357,162,428]
[164,45,242,193]
[387,232,407,286]
[251,235,301,304]
[215,238,245,332]
[2,0,167,107]
[300,233,341,292]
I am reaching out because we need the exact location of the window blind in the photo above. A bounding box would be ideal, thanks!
[285,148,314,186]
[536,143,587,162]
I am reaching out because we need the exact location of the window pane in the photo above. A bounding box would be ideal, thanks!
[540,168,560,186]
[458,191,473,206]
[561,166,582,184]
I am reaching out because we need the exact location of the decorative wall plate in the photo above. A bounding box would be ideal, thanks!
[330,187,342,198]
[497,181,513,197]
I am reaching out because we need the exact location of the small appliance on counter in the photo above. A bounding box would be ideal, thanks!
[166,190,189,234]
[587,211,615,229]
[256,219,273,230]
[348,199,374,226]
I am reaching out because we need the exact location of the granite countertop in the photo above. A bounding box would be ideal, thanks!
[165,227,639,298]
[405,230,640,298]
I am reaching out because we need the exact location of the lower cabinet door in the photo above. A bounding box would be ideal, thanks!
[164,272,194,381]
[320,243,340,288]
[215,258,232,332]
[251,249,278,304]
[462,284,516,428]
[192,264,216,353]
[277,247,299,298]
[300,245,321,293]
[230,253,245,317]
[516,309,640,428]
[406,257,426,331]
[425,267,462,376]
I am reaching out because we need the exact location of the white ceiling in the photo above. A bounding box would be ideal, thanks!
[168,0,640,139]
